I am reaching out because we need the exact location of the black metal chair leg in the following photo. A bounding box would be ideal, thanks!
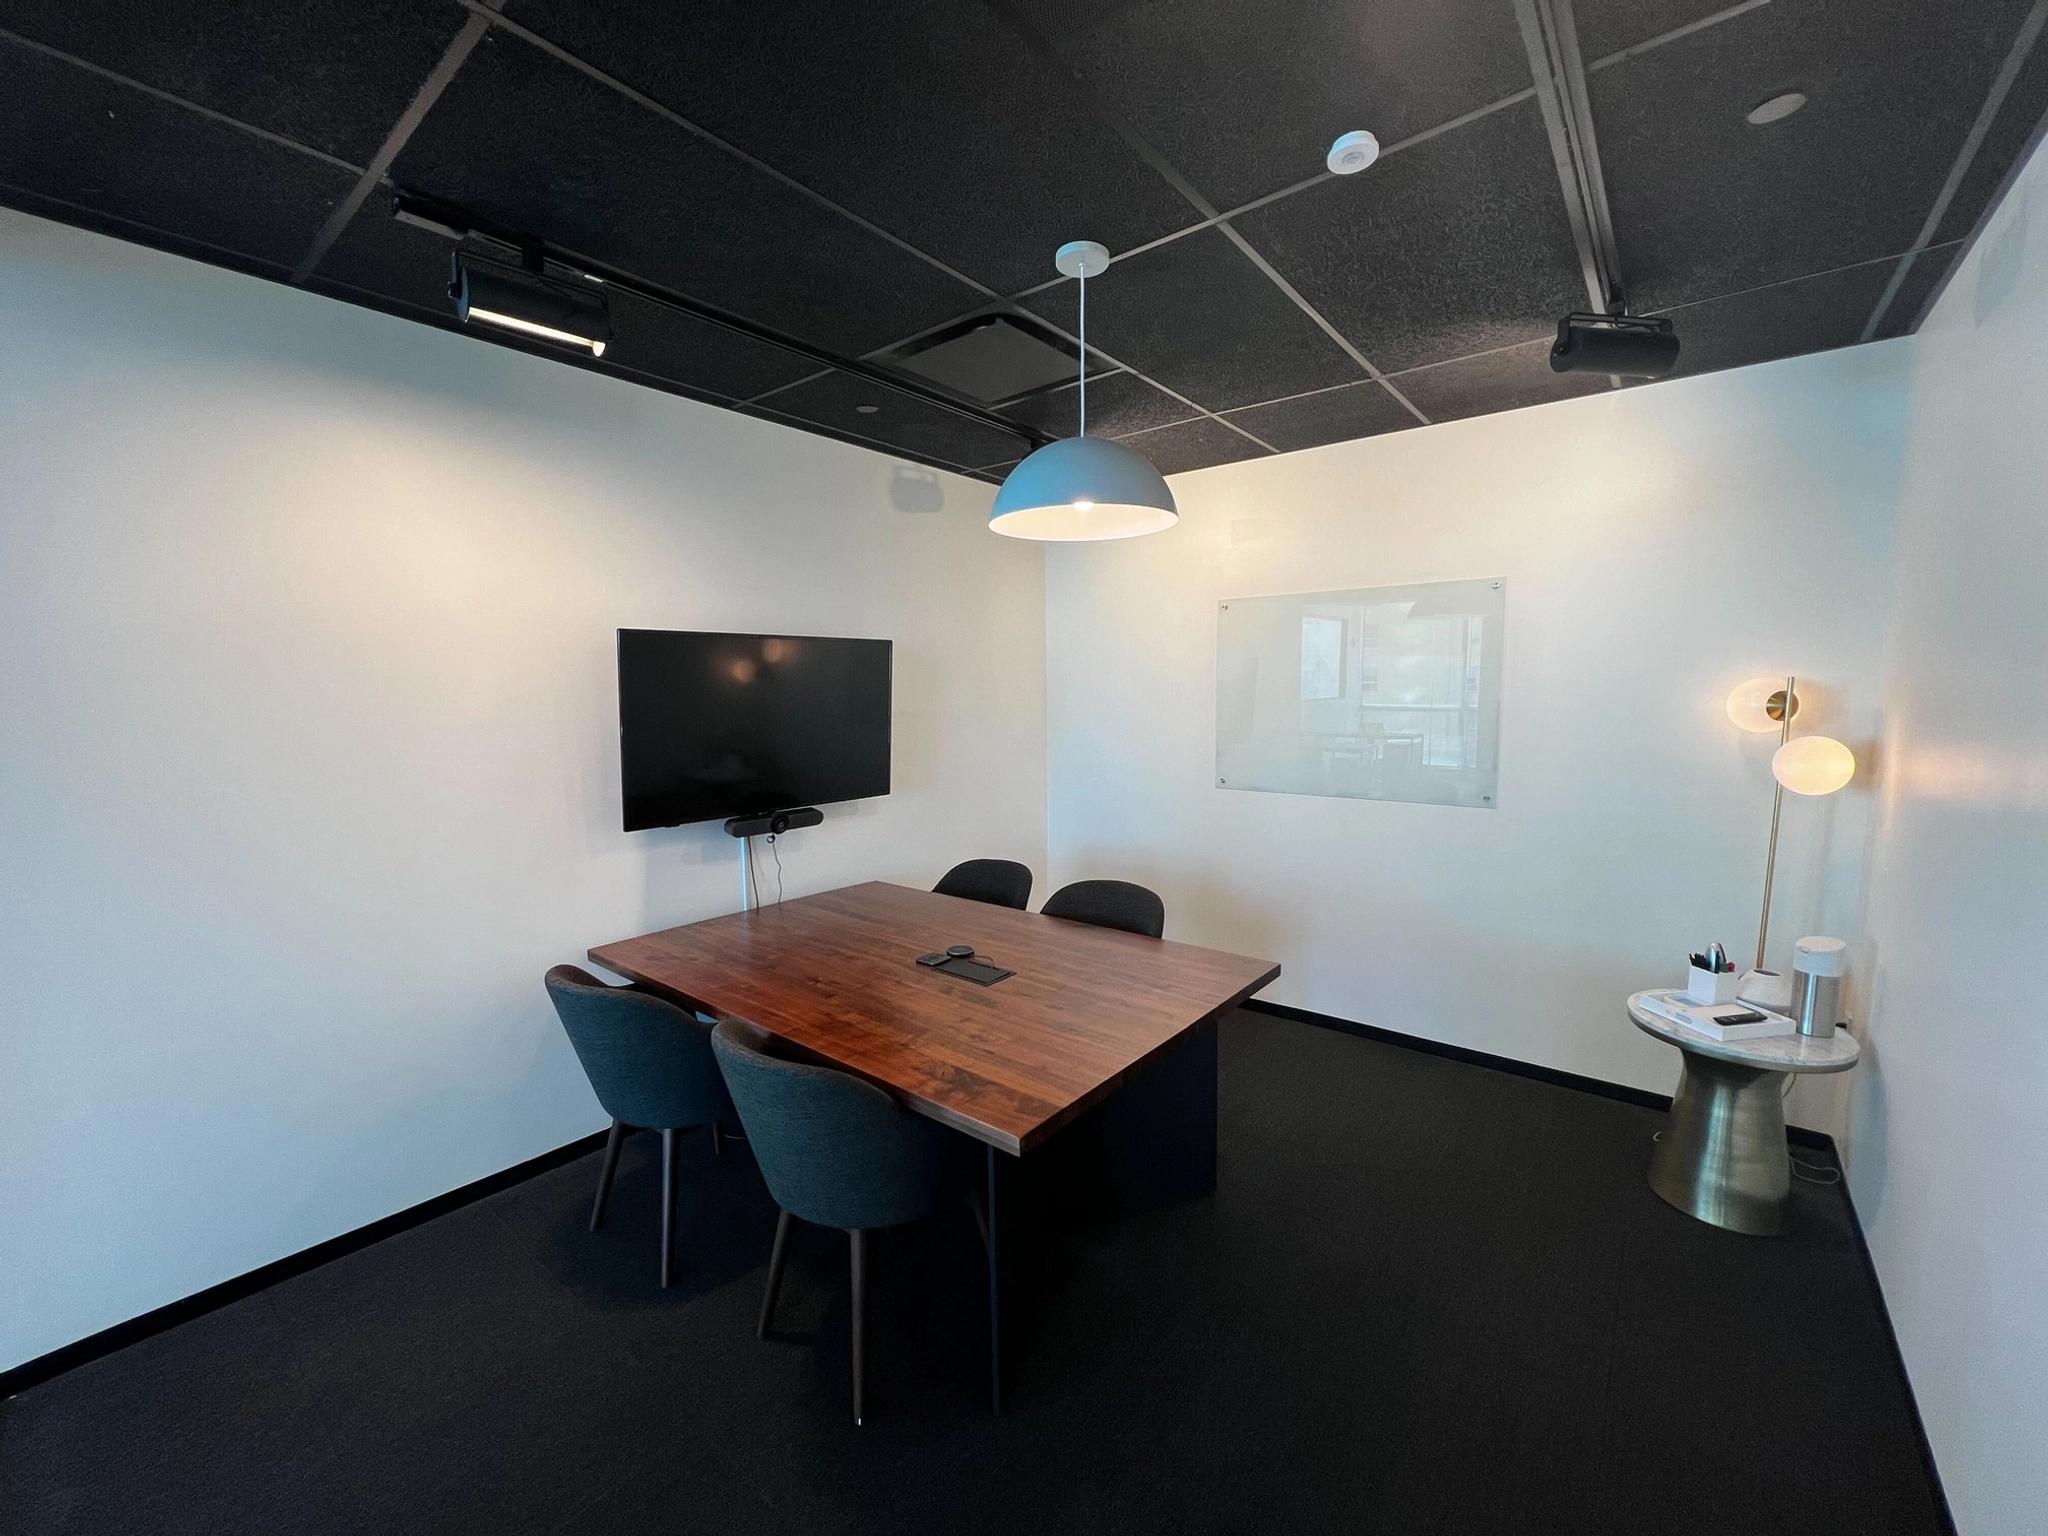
[711,1122,724,1157]
[590,1119,628,1232]
[850,1228,868,1425]
[758,1209,795,1339]
[659,1127,680,1288]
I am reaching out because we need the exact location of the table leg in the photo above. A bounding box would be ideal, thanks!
[1649,1052,1792,1236]
[986,1143,1003,1415]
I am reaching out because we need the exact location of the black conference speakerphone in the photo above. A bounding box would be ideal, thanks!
[915,945,1013,986]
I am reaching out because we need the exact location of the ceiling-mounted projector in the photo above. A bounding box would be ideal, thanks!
[1549,312,1680,378]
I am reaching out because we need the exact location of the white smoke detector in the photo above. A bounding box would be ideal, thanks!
[1326,130,1381,175]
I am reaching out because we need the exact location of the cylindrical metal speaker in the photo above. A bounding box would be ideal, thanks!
[1792,936,1846,1038]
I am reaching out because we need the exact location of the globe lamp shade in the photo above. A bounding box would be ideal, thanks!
[989,435,1178,542]
[1772,735,1855,795]
[1726,676,1798,733]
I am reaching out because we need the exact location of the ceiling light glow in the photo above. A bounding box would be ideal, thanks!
[464,306,607,355]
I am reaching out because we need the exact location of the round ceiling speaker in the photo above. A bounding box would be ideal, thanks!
[1327,130,1381,175]
[1746,92,1807,125]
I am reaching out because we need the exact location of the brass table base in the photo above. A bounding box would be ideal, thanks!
[1648,1054,1791,1236]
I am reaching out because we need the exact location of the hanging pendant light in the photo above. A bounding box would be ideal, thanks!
[989,241,1178,541]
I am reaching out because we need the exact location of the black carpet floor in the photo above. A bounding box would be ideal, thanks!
[2,1012,1947,1535]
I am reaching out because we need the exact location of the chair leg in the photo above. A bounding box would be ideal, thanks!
[850,1228,868,1426]
[711,1122,724,1158]
[659,1127,680,1288]
[758,1208,795,1339]
[590,1119,628,1233]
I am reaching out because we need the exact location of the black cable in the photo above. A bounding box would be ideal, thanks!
[767,832,785,904]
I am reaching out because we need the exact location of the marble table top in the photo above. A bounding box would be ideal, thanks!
[1627,992,1862,1074]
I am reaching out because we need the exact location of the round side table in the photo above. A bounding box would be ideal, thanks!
[1627,993,1860,1236]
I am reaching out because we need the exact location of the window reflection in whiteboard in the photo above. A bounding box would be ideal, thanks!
[1300,615,1344,700]
[1218,578,1504,808]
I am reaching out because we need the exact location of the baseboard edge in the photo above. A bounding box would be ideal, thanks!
[0,1128,609,1401]
[1239,997,1840,1154]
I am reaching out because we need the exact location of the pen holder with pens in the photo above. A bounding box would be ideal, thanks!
[1684,965,1742,1006]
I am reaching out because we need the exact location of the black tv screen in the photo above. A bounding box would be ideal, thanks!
[617,629,892,831]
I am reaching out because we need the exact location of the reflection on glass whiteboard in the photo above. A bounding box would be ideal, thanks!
[1216,578,1504,809]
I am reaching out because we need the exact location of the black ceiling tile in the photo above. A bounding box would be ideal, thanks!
[501,0,1193,294]
[1872,243,1963,338]
[1118,416,1270,476]
[1657,258,1897,378]
[1573,0,1752,62]
[1934,37,2048,246]
[1388,339,1618,423]
[1234,98,1585,374]
[598,294,823,401]
[0,1,471,165]
[392,32,987,357]
[761,370,1037,470]
[1019,0,1532,210]
[314,202,461,315]
[1592,0,2040,314]
[995,369,1199,439]
[1223,380,1419,455]
[1020,225,1362,410]
[0,41,354,268]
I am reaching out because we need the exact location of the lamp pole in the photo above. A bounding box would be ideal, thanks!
[1754,674,1794,972]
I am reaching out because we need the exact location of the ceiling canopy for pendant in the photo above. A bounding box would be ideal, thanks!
[990,240,1177,544]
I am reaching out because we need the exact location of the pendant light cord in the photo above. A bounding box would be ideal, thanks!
[1078,266,1087,437]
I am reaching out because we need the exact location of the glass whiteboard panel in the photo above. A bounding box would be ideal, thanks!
[1216,578,1504,809]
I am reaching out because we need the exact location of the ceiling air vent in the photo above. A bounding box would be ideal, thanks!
[879,315,1079,405]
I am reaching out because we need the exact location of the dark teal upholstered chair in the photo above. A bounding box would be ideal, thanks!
[545,964,734,1287]
[1041,879,1166,939]
[710,1018,975,1424]
[932,858,1033,910]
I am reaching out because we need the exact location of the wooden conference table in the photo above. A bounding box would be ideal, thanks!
[589,880,1279,1408]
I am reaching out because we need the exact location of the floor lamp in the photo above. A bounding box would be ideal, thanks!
[1726,676,1856,1004]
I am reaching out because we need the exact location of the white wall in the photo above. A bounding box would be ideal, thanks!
[0,210,1046,1372]
[1853,139,2048,1533]
[1046,345,1907,1118]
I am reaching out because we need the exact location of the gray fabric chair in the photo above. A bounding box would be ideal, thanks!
[710,1019,975,1424]
[545,964,734,1287]
[1040,878,1166,939]
[932,858,1033,911]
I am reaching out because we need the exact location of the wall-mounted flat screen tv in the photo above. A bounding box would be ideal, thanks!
[617,629,892,831]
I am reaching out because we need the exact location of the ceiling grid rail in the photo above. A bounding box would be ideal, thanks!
[290,2,500,284]
[1515,0,1624,316]
[978,0,1427,432]
[1860,0,2048,339]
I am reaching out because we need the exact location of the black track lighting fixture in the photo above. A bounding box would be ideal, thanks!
[388,190,1052,459]
[1549,312,1680,378]
[448,251,610,357]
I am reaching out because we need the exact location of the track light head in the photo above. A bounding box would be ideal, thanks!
[1549,312,1680,378]
[448,253,610,357]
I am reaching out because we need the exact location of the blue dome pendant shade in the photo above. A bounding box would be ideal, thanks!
[990,241,1177,542]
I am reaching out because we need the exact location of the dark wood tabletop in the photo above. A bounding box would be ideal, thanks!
[588,880,1280,1155]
